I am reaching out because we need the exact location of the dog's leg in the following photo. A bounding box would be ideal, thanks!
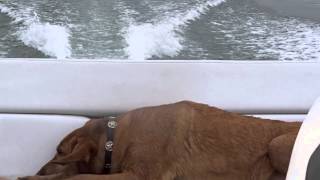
[268,132,297,174]
[250,155,274,180]
[65,173,139,180]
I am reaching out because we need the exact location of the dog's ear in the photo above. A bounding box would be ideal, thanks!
[53,137,97,164]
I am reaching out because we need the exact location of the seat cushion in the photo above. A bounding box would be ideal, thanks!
[0,114,89,177]
[0,110,306,179]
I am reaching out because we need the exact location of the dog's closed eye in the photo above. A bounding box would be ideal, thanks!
[52,137,97,164]
[56,135,79,156]
[57,147,64,155]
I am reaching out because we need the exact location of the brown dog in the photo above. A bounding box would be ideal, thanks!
[19,101,301,180]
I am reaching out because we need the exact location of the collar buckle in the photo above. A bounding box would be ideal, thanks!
[105,141,113,151]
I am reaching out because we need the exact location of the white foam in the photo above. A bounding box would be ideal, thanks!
[125,0,225,60]
[126,22,182,60]
[0,4,71,59]
[20,23,71,59]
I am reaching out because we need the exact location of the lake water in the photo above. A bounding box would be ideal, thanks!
[0,0,320,60]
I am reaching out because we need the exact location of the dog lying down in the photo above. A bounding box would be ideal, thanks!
[18,101,301,180]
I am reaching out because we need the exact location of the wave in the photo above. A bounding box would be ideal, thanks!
[125,0,225,60]
[0,3,71,59]
[258,20,320,60]
[236,13,320,60]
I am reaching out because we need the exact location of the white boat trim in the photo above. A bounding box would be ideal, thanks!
[0,59,319,116]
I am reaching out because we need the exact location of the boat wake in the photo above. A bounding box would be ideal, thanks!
[125,0,225,60]
[0,3,71,59]
[1,0,319,60]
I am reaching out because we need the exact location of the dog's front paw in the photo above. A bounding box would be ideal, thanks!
[0,177,11,180]
[17,174,63,180]
[17,177,27,180]
[17,177,30,180]
[17,176,40,180]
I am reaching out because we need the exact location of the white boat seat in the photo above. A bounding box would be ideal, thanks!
[0,112,304,179]
[0,114,89,178]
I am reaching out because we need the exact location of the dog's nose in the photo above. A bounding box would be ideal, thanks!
[17,178,26,180]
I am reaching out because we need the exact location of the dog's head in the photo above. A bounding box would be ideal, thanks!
[37,128,98,177]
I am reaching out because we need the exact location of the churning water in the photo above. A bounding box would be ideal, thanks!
[0,0,320,60]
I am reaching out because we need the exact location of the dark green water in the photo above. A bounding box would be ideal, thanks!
[0,0,320,60]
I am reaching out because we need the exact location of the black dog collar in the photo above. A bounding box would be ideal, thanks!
[104,116,117,174]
